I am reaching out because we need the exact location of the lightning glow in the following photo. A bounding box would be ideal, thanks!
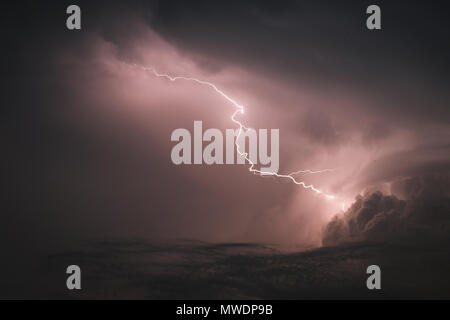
[129,63,336,199]
[288,169,336,176]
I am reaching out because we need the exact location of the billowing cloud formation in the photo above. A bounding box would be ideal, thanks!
[2,1,450,254]
[3,0,450,299]
[323,172,450,246]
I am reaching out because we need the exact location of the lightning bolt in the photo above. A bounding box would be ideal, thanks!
[129,63,336,199]
[288,169,336,176]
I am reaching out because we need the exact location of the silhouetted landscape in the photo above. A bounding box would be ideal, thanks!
[19,239,447,299]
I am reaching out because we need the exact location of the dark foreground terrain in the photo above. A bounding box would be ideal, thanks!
[8,240,448,299]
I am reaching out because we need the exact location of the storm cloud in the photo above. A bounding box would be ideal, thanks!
[2,0,450,267]
[2,0,450,299]
[323,172,450,246]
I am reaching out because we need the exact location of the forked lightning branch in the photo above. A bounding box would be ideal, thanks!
[171,121,279,173]
[131,64,335,198]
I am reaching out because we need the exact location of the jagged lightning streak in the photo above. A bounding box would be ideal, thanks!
[288,169,336,176]
[130,63,335,199]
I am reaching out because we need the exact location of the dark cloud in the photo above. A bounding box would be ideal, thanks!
[2,0,450,246]
[149,0,450,125]
[300,108,344,147]
[1,0,450,298]
[323,172,450,246]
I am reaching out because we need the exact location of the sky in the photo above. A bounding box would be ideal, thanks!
[2,0,450,260]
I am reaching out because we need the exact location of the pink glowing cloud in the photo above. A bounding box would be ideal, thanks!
[47,19,449,246]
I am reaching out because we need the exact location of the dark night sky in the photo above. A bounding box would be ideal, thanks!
[1,1,450,297]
